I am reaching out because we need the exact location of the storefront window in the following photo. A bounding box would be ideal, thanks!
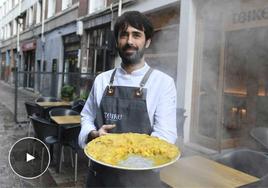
[86,25,113,75]
[192,0,268,150]
[63,34,81,94]
[146,6,179,79]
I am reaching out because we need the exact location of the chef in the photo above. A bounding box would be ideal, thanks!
[79,10,177,187]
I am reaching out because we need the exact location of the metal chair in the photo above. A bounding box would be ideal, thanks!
[238,174,268,188]
[250,127,268,151]
[49,108,79,117]
[49,108,80,182]
[35,97,66,119]
[71,99,85,113]
[215,149,268,178]
[35,97,62,103]
[25,101,43,136]
[60,125,81,182]
[30,116,59,165]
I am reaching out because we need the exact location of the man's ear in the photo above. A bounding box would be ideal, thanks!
[145,39,151,48]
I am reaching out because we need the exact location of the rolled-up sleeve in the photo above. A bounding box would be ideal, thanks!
[151,78,177,144]
[79,83,98,149]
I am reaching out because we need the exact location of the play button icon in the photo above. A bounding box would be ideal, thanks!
[8,137,50,179]
[26,153,35,162]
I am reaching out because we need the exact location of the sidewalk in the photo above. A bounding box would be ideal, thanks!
[0,81,38,123]
[0,81,88,187]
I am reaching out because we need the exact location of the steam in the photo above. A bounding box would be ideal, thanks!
[195,0,268,152]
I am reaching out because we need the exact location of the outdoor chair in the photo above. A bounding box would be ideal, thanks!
[215,148,268,178]
[35,97,68,119]
[238,173,268,188]
[30,116,59,166]
[49,108,80,182]
[59,125,81,182]
[35,97,62,103]
[71,99,85,113]
[25,101,43,136]
[250,127,268,152]
[49,108,79,117]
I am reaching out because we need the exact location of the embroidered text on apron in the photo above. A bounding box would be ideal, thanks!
[87,68,164,187]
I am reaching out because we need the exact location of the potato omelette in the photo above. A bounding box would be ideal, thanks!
[85,133,180,166]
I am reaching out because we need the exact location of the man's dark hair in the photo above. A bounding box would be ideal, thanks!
[114,11,154,41]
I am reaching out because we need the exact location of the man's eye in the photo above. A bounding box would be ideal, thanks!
[120,33,128,37]
[133,33,142,38]
[133,33,141,37]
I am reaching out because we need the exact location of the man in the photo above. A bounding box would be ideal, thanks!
[79,11,177,187]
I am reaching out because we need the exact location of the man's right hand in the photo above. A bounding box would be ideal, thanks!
[89,124,116,140]
[98,124,116,136]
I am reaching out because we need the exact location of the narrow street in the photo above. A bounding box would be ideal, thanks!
[0,81,87,187]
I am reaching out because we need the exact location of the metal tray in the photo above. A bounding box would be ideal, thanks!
[84,148,180,170]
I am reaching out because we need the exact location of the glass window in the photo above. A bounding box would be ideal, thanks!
[62,0,72,10]
[88,0,106,14]
[145,7,179,79]
[36,1,42,24]
[86,25,112,75]
[13,19,17,35]
[47,0,56,18]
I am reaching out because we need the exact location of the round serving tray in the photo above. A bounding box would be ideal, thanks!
[84,148,180,170]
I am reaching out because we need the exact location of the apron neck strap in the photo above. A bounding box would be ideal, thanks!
[139,68,153,88]
[109,69,117,86]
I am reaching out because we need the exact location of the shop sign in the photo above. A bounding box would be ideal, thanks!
[233,7,268,24]
[21,41,36,51]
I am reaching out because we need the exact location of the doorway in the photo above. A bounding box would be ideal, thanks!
[23,50,35,89]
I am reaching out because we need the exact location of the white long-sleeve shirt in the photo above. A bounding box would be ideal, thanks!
[79,63,177,148]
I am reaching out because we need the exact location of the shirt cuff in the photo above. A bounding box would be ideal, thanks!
[78,123,96,149]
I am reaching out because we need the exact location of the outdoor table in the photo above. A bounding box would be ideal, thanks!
[50,115,81,125]
[36,101,71,108]
[160,155,260,188]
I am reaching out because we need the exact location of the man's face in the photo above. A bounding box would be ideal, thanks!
[117,25,150,65]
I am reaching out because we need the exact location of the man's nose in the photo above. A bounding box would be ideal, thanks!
[127,35,134,46]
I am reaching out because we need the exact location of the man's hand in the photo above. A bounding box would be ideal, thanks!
[88,124,116,140]
[98,124,116,136]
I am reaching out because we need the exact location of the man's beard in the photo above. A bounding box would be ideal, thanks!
[118,44,145,65]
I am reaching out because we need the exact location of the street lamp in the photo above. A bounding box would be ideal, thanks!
[14,15,23,123]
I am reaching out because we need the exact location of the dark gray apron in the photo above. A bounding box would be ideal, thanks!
[87,68,164,188]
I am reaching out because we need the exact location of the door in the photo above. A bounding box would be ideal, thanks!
[23,50,35,89]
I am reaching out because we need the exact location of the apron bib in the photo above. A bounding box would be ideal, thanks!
[87,68,164,187]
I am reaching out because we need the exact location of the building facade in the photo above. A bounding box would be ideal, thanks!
[0,0,79,96]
